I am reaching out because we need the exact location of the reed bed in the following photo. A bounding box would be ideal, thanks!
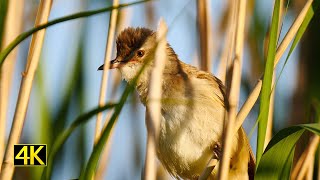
[218,0,246,179]
[93,1,119,178]
[0,0,52,179]
[0,0,24,171]
[95,0,119,144]
[0,0,319,179]
[144,19,168,180]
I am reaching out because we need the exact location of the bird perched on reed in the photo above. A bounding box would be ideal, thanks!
[98,27,255,179]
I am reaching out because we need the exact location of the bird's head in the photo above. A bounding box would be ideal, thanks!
[98,27,160,83]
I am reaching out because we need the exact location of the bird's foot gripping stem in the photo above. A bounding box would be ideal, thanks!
[198,143,222,180]
[213,143,222,160]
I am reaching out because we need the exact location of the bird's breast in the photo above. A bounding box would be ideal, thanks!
[156,100,224,178]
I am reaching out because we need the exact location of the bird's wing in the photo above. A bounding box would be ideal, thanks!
[194,72,227,108]
[194,70,256,179]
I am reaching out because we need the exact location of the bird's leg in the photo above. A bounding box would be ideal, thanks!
[213,142,222,160]
[198,143,222,180]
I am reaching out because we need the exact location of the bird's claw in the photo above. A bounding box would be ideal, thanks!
[213,143,222,160]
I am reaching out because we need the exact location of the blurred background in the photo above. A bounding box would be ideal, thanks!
[1,0,319,179]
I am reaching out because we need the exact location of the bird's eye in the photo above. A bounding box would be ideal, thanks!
[136,50,145,57]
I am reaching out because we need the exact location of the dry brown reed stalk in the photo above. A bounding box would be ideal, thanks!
[95,0,119,145]
[217,0,236,85]
[0,0,52,179]
[0,0,25,171]
[200,1,237,177]
[95,9,129,179]
[291,135,320,180]
[234,0,313,133]
[145,1,155,27]
[291,145,308,178]
[306,156,315,180]
[144,19,167,180]
[197,0,212,71]
[218,0,246,179]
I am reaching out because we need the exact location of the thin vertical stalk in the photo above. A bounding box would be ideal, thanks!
[200,1,237,178]
[292,135,319,180]
[144,108,156,180]
[234,0,313,133]
[217,0,236,84]
[197,0,212,71]
[0,0,24,171]
[291,145,308,178]
[95,0,119,145]
[145,0,155,26]
[144,19,167,180]
[296,136,319,180]
[95,9,129,179]
[0,0,52,179]
[306,157,315,180]
[218,0,246,179]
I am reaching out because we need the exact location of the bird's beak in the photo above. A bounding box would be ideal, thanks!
[97,58,121,70]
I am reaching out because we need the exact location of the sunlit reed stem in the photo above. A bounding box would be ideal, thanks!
[95,0,119,145]
[0,0,52,179]
[234,0,314,134]
[197,0,212,71]
[200,1,237,178]
[218,0,246,179]
[95,9,129,179]
[217,0,236,84]
[144,19,167,180]
[305,156,314,180]
[0,0,25,171]
[291,135,319,180]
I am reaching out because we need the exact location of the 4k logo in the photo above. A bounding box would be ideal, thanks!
[14,144,47,166]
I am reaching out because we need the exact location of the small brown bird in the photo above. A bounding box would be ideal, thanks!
[98,27,255,179]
